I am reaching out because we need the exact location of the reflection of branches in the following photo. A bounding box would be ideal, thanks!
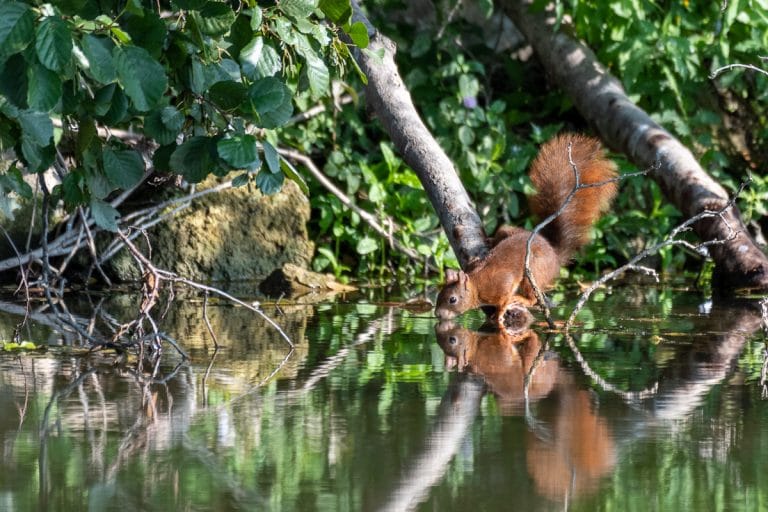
[14,357,30,430]
[116,231,293,349]
[40,367,99,438]
[563,334,658,402]
[225,309,397,409]
[201,348,220,407]
[299,308,397,393]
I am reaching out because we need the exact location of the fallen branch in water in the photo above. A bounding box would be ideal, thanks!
[564,181,748,330]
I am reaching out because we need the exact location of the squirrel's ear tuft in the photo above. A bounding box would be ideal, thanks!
[445,268,459,284]
[458,270,469,289]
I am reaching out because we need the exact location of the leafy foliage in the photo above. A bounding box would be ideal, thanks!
[297,0,768,278]
[1,0,766,280]
[0,0,363,229]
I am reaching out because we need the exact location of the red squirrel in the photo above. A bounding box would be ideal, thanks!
[435,133,618,325]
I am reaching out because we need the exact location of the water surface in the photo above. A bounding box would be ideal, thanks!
[0,282,766,511]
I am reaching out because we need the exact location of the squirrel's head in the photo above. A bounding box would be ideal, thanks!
[435,269,474,320]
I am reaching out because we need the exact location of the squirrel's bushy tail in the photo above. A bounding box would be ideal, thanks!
[528,133,618,263]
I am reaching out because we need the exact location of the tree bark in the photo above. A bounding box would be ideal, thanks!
[349,1,488,269]
[501,0,768,292]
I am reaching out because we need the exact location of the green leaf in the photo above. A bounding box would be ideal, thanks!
[280,157,308,195]
[123,10,166,58]
[303,53,330,98]
[255,169,284,195]
[143,107,182,145]
[207,80,247,111]
[247,77,293,128]
[27,59,62,112]
[175,0,207,8]
[240,37,282,79]
[231,172,250,187]
[93,84,128,124]
[170,136,217,183]
[346,21,369,48]
[319,0,351,24]
[356,236,377,255]
[17,109,53,146]
[279,0,317,19]
[114,46,168,112]
[0,2,35,60]
[35,16,73,73]
[90,198,120,232]
[102,148,144,189]
[86,168,114,199]
[20,137,55,172]
[193,3,235,37]
[1,340,44,351]
[0,54,28,108]
[80,35,117,84]
[217,135,261,169]
[262,140,279,173]
[0,165,32,199]
[250,8,263,30]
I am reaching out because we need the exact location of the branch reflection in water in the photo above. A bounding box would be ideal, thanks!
[381,298,766,510]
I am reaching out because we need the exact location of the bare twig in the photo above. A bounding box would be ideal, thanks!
[710,63,768,79]
[277,146,436,270]
[1,225,31,340]
[202,292,220,349]
[116,231,294,348]
[564,181,749,330]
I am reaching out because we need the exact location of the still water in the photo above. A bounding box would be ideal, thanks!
[0,282,767,511]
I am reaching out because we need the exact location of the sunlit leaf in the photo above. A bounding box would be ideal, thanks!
[318,0,351,24]
[240,37,281,79]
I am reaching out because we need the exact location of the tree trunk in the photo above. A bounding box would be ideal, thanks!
[349,1,488,269]
[501,0,768,292]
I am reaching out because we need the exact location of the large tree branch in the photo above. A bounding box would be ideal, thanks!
[501,1,768,292]
[349,1,488,268]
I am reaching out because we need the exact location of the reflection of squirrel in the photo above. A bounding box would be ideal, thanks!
[435,321,616,500]
[435,134,618,325]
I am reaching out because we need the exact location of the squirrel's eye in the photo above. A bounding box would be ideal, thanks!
[449,336,458,345]
[449,296,458,304]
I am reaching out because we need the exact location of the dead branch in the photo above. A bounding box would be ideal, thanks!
[710,63,768,79]
[564,183,748,330]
